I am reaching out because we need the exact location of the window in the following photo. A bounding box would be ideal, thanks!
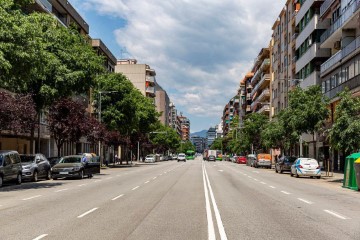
[322,82,326,93]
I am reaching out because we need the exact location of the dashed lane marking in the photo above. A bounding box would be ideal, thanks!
[324,210,349,220]
[22,195,42,201]
[145,181,150,184]
[111,194,124,201]
[269,186,276,189]
[32,234,48,240]
[297,198,313,204]
[132,186,140,191]
[77,208,98,218]
[281,191,291,195]
[55,189,69,193]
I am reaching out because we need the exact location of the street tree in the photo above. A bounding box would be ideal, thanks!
[241,113,268,153]
[149,124,181,153]
[329,89,360,155]
[210,137,223,151]
[47,98,89,157]
[178,141,195,153]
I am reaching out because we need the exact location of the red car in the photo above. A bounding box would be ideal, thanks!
[237,156,247,164]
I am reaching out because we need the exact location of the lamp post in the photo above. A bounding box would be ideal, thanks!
[98,91,117,166]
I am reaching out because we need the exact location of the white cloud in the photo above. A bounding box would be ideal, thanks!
[72,0,284,131]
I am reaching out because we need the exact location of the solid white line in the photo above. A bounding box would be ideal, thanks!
[204,164,228,240]
[32,234,48,240]
[55,188,69,193]
[260,182,266,184]
[153,177,157,179]
[78,184,87,187]
[77,208,98,218]
[324,210,349,220]
[202,162,215,240]
[145,181,150,184]
[111,194,124,201]
[132,186,140,190]
[22,195,42,201]
[297,198,313,204]
[281,191,291,195]
[269,186,276,189]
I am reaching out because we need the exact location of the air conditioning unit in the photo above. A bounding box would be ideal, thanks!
[334,41,341,50]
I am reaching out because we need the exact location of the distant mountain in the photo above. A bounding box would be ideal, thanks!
[190,130,207,138]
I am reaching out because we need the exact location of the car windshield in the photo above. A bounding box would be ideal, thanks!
[178,154,185,157]
[285,157,297,163]
[0,155,2,165]
[20,155,35,163]
[146,155,154,158]
[59,157,81,163]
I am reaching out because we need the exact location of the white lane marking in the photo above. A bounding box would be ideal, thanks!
[132,186,140,191]
[159,174,163,176]
[297,198,313,204]
[77,208,98,218]
[78,184,87,187]
[32,234,48,240]
[204,164,228,240]
[153,177,157,180]
[22,195,42,201]
[55,188,69,193]
[111,194,124,201]
[281,191,291,195]
[324,210,349,220]
[247,176,252,178]
[202,163,215,240]
[269,186,276,189]
[94,180,102,182]
[253,178,259,181]
[145,181,150,184]
[218,170,224,172]
[244,174,248,176]
[260,182,266,185]
[164,171,167,173]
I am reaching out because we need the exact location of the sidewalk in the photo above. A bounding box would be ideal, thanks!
[321,171,344,185]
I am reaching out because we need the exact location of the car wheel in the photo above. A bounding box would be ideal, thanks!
[53,177,57,180]
[0,175,3,187]
[275,167,278,173]
[16,173,22,185]
[295,171,299,178]
[279,168,283,174]
[79,170,84,179]
[310,176,313,179]
[290,171,293,177]
[46,170,51,180]
[32,171,38,182]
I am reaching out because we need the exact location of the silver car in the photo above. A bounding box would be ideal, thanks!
[145,154,155,163]
[20,154,51,182]
[177,153,186,162]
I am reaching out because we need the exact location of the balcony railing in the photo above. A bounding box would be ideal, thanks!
[146,76,155,83]
[251,74,270,96]
[320,0,360,44]
[36,0,52,12]
[146,86,155,94]
[257,104,270,114]
[260,58,270,71]
[320,0,336,17]
[257,89,270,101]
[325,75,360,99]
[251,69,261,85]
[321,35,360,74]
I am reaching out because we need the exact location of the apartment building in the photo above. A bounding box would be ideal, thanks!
[168,102,178,131]
[206,127,217,148]
[222,96,240,136]
[190,136,206,153]
[155,83,170,125]
[178,115,190,141]
[319,0,360,171]
[249,48,271,116]
[115,59,156,100]
[216,121,224,139]
[271,1,300,118]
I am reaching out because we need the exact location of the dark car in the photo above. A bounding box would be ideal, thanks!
[0,150,22,187]
[208,155,216,161]
[275,156,297,173]
[48,157,61,167]
[20,154,51,182]
[51,155,100,180]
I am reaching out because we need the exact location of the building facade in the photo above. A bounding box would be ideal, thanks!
[190,136,206,153]
[206,127,217,148]
[155,84,170,125]
[178,115,190,141]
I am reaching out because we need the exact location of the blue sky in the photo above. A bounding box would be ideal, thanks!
[70,0,284,133]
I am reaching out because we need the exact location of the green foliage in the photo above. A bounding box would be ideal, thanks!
[241,113,268,152]
[329,90,360,153]
[210,137,223,150]
[149,124,181,152]
[178,140,195,153]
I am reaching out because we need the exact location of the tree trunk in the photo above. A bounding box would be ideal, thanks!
[30,127,35,154]
[313,132,316,159]
[37,113,41,153]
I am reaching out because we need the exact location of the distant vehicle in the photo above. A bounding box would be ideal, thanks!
[237,156,247,164]
[247,154,257,167]
[172,154,178,160]
[20,154,51,182]
[208,155,216,161]
[145,154,155,163]
[254,153,272,169]
[275,156,297,173]
[290,158,321,179]
[177,153,186,162]
[167,155,173,160]
[51,155,100,180]
[207,150,222,161]
[0,150,22,187]
[186,150,195,160]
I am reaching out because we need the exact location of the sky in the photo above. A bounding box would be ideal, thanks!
[70,0,285,133]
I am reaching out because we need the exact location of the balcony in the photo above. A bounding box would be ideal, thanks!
[299,71,320,89]
[325,75,360,99]
[296,43,331,72]
[321,36,360,74]
[296,0,321,25]
[257,89,270,102]
[146,86,155,96]
[251,74,270,96]
[320,0,336,17]
[295,15,329,49]
[146,76,155,85]
[320,0,360,45]
[257,104,270,114]
[260,58,270,72]
[251,69,261,85]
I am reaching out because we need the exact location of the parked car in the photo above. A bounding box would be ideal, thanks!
[145,154,155,163]
[0,150,22,187]
[254,153,272,169]
[275,156,297,174]
[48,157,61,167]
[167,155,173,160]
[237,156,247,164]
[208,155,216,161]
[177,153,186,162]
[172,154,178,160]
[20,154,51,182]
[290,158,321,179]
[246,154,257,167]
[51,155,100,180]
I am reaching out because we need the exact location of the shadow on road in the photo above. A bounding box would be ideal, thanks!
[0,181,65,192]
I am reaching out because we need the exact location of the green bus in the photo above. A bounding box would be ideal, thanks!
[186,150,195,160]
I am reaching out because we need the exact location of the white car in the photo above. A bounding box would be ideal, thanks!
[145,154,155,163]
[290,158,321,178]
[177,153,186,162]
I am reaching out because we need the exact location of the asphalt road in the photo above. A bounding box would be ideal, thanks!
[0,157,359,240]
